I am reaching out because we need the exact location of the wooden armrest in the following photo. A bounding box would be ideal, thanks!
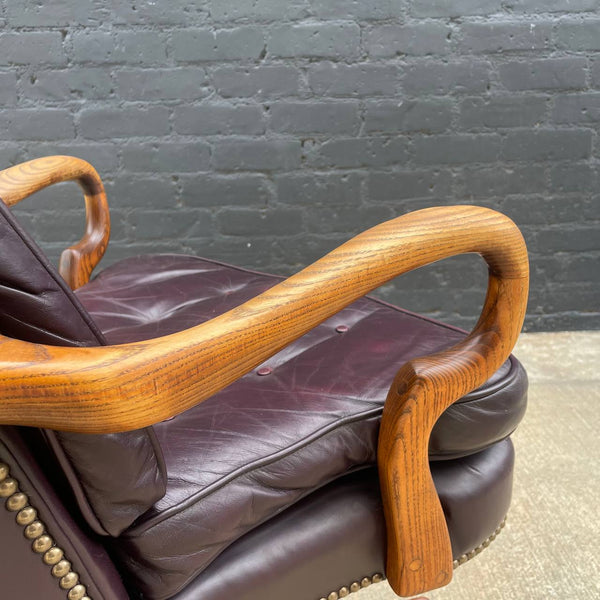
[0,204,528,597]
[0,156,110,289]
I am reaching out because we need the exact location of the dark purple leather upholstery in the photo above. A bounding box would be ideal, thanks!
[73,254,527,600]
[174,439,514,600]
[0,200,166,537]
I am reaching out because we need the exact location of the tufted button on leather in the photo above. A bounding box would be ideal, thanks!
[335,325,348,333]
[257,366,272,376]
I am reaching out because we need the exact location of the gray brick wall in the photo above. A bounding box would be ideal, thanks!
[0,0,598,331]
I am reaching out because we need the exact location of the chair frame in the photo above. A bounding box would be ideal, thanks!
[0,155,529,597]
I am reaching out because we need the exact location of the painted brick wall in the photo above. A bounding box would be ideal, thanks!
[0,0,598,331]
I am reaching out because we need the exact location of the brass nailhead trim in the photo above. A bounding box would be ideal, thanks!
[0,462,92,600]
[319,574,385,600]
[452,517,507,570]
[317,516,508,600]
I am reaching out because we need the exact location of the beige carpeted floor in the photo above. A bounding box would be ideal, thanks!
[357,331,600,600]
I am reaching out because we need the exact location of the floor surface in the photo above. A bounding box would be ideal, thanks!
[357,331,600,600]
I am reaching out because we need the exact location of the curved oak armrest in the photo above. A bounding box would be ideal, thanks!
[0,205,528,596]
[0,156,110,289]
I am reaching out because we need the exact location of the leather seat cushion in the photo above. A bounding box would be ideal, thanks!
[75,254,527,600]
[173,439,514,600]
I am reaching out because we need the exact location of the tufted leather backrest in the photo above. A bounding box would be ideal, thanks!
[0,199,166,536]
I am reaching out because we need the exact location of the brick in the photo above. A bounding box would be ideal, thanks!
[116,68,209,101]
[502,130,592,161]
[502,196,599,224]
[214,66,301,98]
[311,138,408,168]
[414,134,502,165]
[0,72,17,106]
[553,93,600,123]
[269,102,360,134]
[213,139,301,171]
[593,61,600,87]
[110,1,209,25]
[131,210,213,240]
[210,0,309,21]
[180,174,272,207]
[173,28,265,62]
[275,172,364,205]
[364,99,453,133]
[0,32,66,66]
[23,68,113,101]
[507,0,599,12]
[5,0,105,26]
[175,104,266,135]
[538,227,599,252]
[26,143,120,173]
[365,24,451,57]
[0,109,74,140]
[310,0,403,19]
[557,20,600,50]
[218,208,304,236]
[499,58,586,91]
[549,163,598,192]
[110,176,179,208]
[308,63,398,97]
[0,145,22,167]
[367,170,453,201]
[460,96,547,128]
[122,142,211,173]
[403,61,490,95]
[304,205,392,234]
[457,165,546,198]
[412,0,502,17]
[79,106,170,139]
[459,22,551,53]
[72,31,167,65]
[268,23,360,59]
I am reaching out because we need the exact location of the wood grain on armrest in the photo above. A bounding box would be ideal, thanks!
[0,155,110,289]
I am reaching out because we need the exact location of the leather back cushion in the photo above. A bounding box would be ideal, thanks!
[0,199,166,536]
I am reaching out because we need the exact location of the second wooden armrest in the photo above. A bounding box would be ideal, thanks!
[0,155,110,289]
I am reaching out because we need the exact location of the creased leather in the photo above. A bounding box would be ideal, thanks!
[172,439,514,600]
[74,254,527,600]
[0,199,166,537]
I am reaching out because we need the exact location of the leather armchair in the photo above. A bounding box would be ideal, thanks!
[0,156,529,600]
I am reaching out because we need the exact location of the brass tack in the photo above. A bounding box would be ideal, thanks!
[81,597,92,600]
[60,572,79,590]
[372,573,384,583]
[319,597,327,600]
[16,506,37,526]
[43,547,64,565]
[327,592,338,600]
[52,559,72,578]
[349,582,361,593]
[458,554,468,565]
[482,538,491,548]
[453,560,459,569]
[0,477,18,497]
[339,586,349,597]
[32,535,53,553]
[0,463,8,482]
[67,584,87,600]
[467,550,476,560]
[361,577,371,588]
[6,492,28,511]
[24,520,45,539]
